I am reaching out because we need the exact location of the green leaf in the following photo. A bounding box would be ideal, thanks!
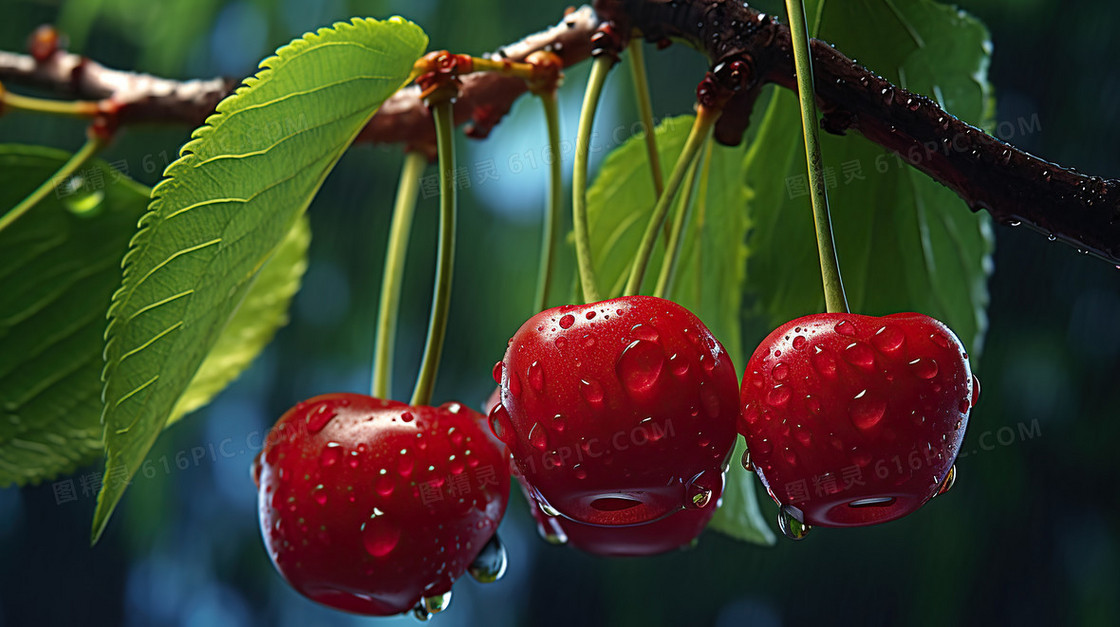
[0,145,149,487]
[743,0,994,354]
[584,116,773,544]
[167,214,310,425]
[93,17,428,542]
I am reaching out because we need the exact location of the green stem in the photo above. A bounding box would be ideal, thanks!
[534,92,563,313]
[624,107,718,296]
[784,0,849,314]
[410,101,457,407]
[0,90,99,118]
[654,132,709,299]
[627,40,664,198]
[572,56,614,304]
[372,150,426,399]
[0,135,106,232]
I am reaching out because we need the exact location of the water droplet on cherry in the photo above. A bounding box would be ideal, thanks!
[580,378,604,406]
[872,325,905,352]
[559,314,575,329]
[844,342,876,368]
[616,340,665,395]
[834,320,857,336]
[937,465,957,496]
[527,360,544,392]
[909,358,939,379]
[360,508,400,557]
[850,390,887,429]
[767,385,791,407]
[529,423,549,450]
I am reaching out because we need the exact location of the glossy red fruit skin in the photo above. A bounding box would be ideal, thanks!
[739,312,976,527]
[485,387,717,556]
[491,295,739,527]
[254,393,509,616]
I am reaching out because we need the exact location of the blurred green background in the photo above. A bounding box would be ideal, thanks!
[1,0,1118,625]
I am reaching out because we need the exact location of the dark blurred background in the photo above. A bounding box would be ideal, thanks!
[1,0,1117,625]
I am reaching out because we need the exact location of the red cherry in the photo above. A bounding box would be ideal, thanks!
[739,312,976,532]
[493,295,739,531]
[254,393,509,617]
[484,387,717,555]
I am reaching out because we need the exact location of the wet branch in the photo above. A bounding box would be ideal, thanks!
[1,1,1117,262]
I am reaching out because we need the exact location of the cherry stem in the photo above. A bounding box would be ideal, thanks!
[372,150,426,399]
[0,133,107,233]
[654,130,710,300]
[784,0,849,314]
[624,105,719,296]
[535,91,563,313]
[0,85,100,118]
[410,100,457,408]
[572,55,614,304]
[627,40,664,199]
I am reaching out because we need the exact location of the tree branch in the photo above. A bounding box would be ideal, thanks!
[1,2,1117,262]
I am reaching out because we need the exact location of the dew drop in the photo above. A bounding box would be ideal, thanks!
[669,353,690,377]
[306,403,337,434]
[811,349,838,378]
[687,477,714,508]
[844,342,876,368]
[741,448,754,471]
[909,358,939,379]
[792,335,807,350]
[778,505,811,540]
[488,404,512,442]
[630,323,660,342]
[806,396,822,414]
[971,374,981,406]
[585,310,596,320]
[375,470,395,497]
[312,484,327,505]
[573,464,587,480]
[772,362,790,381]
[491,361,503,384]
[930,332,951,349]
[508,369,522,398]
[413,591,452,621]
[529,423,549,450]
[400,411,414,423]
[320,443,343,468]
[397,450,414,477]
[554,336,567,350]
[467,533,507,583]
[580,378,605,406]
[767,385,791,407]
[616,340,665,394]
[539,501,561,517]
[872,325,905,352]
[849,391,887,430]
[361,508,400,557]
[559,314,575,329]
[834,320,857,337]
[527,361,545,392]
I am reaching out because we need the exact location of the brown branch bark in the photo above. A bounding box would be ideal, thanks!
[1,2,1117,262]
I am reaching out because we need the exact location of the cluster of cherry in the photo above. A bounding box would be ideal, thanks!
[253,294,976,619]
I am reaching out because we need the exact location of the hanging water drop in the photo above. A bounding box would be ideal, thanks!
[467,533,508,583]
[741,448,754,471]
[777,505,811,540]
[413,591,452,621]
